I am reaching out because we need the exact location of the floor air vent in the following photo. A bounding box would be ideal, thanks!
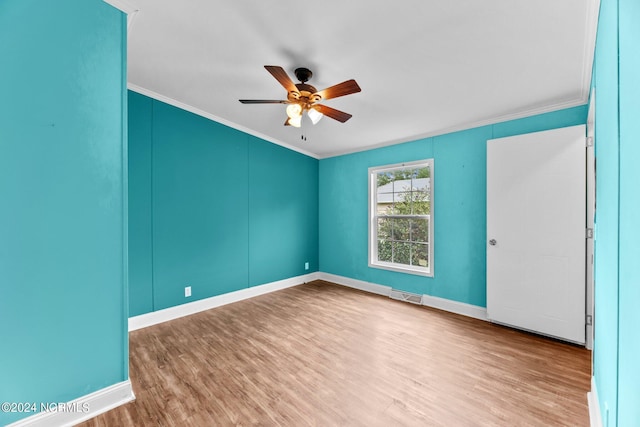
[389,289,423,305]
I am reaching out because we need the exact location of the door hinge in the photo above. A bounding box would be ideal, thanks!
[586,314,593,326]
[586,137,594,147]
[586,228,594,239]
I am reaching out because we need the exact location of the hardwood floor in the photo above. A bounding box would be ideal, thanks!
[79,281,591,426]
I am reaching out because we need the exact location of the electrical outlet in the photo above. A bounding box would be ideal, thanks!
[185,286,191,297]
[304,262,309,270]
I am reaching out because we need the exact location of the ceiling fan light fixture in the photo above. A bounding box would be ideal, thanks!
[286,115,302,128]
[286,103,302,119]
[307,107,323,125]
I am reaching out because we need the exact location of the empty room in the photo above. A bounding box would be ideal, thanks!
[1,1,638,426]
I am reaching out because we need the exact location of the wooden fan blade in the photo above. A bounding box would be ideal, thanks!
[284,118,291,126]
[315,79,361,101]
[315,104,353,123]
[264,66,298,93]
[239,99,288,104]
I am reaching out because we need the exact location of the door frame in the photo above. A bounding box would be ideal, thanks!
[586,90,596,350]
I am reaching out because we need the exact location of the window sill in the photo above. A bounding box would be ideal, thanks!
[369,261,432,277]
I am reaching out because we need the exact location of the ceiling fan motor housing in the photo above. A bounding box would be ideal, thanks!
[289,68,320,103]
[294,67,313,83]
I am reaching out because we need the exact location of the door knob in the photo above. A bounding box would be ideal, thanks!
[489,239,497,246]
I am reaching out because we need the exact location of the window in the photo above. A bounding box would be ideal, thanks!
[369,159,433,276]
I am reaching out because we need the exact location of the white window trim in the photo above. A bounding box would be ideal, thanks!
[368,159,434,277]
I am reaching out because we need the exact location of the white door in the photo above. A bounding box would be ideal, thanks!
[487,125,586,344]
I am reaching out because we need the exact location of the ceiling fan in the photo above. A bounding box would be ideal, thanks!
[239,66,361,128]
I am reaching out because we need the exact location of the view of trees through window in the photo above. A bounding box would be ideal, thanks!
[375,165,431,270]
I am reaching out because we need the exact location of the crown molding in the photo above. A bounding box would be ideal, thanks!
[103,0,138,14]
[319,96,589,159]
[127,84,320,160]
[128,83,588,161]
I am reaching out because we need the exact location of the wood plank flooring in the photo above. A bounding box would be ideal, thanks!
[79,281,591,426]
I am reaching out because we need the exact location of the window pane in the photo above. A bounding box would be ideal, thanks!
[411,176,429,192]
[413,179,429,192]
[415,167,430,180]
[377,197,393,214]
[391,169,412,188]
[376,173,393,214]
[411,219,428,243]
[378,240,392,262]
[377,217,391,240]
[393,242,411,266]
[411,243,428,267]
[393,191,411,214]
[377,172,393,190]
[392,218,410,241]
[412,191,430,214]
[377,202,392,215]
[394,181,410,193]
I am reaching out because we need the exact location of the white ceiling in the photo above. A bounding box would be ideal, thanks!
[124,0,598,158]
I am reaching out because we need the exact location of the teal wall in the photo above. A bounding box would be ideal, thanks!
[128,92,154,315]
[593,0,620,424]
[247,135,320,287]
[0,1,128,425]
[128,92,319,316]
[319,106,588,306]
[617,0,640,424]
[592,0,640,425]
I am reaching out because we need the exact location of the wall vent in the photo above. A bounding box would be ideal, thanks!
[389,289,423,305]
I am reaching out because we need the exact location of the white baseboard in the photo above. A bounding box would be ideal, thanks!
[130,271,486,331]
[6,380,134,427]
[588,376,603,427]
[316,272,392,297]
[316,272,487,321]
[421,293,488,321]
[129,273,320,331]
